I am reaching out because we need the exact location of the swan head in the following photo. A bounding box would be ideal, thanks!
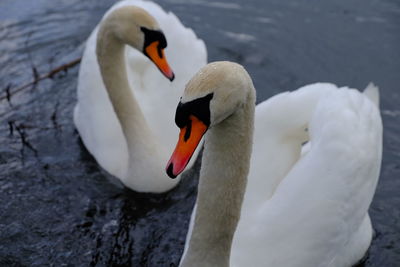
[99,6,174,81]
[166,61,255,178]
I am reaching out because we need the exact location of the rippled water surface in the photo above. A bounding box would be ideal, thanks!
[0,0,399,266]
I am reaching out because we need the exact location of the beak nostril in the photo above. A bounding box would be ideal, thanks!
[166,163,177,179]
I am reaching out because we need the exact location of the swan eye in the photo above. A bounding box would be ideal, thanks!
[175,93,214,129]
[140,27,167,52]
[175,102,190,128]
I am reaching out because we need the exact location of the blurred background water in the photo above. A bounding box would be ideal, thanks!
[0,0,399,266]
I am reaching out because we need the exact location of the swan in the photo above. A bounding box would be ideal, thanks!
[165,61,382,266]
[73,0,207,192]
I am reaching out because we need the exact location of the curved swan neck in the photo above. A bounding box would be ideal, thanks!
[96,19,157,165]
[181,89,256,267]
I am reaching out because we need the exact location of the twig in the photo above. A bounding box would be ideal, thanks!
[51,101,60,129]
[32,66,39,81]
[0,57,81,101]
[31,66,39,90]
[8,120,14,136]
[5,84,12,106]
[11,121,38,156]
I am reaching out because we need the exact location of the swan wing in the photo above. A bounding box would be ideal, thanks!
[233,87,382,267]
[243,83,337,212]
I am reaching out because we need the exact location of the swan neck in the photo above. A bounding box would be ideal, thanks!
[96,22,154,162]
[181,92,255,267]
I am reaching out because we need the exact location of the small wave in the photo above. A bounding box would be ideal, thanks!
[224,31,256,42]
[382,110,400,117]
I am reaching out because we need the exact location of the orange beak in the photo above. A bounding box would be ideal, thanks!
[166,115,208,178]
[145,41,175,81]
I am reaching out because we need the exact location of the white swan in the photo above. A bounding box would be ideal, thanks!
[74,0,207,192]
[165,62,382,266]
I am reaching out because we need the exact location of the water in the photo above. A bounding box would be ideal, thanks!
[0,0,399,266]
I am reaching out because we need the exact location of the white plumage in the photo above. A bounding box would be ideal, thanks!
[74,0,207,191]
[172,62,382,266]
[231,83,382,266]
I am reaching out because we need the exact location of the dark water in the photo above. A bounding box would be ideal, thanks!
[0,0,399,266]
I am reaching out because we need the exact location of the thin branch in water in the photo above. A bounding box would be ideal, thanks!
[47,57,81,79]
[31,66,39,90]
[8,120,14,136]
[5,84,12,106]
[32,66,39,81]
[13,122,38,156]
[0,57,81,101]
[51,101,60,129]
